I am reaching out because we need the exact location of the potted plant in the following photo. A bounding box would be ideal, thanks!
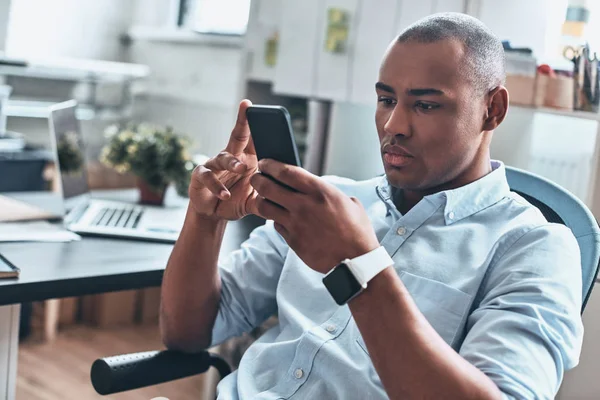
[100,123,195,206]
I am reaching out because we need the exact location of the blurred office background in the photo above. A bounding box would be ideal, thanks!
[1,0,600,399]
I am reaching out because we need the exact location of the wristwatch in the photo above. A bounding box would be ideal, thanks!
[322,246,394,305]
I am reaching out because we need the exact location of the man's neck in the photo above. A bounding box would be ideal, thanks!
[392,156,493,215]
[392,189,421,215]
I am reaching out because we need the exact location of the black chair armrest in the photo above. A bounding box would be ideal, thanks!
[90,350,231,395]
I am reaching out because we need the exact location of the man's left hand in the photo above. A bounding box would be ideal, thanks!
[250,159,380,274]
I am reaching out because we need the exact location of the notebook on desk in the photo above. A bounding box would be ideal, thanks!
[0,254,20,279]
[0,194,56,222]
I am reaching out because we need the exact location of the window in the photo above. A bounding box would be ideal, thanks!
[178,0,252,35]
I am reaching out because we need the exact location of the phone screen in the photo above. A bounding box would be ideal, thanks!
[246,105,302,167]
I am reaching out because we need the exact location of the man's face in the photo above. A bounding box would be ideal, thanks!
[376,39,489,191]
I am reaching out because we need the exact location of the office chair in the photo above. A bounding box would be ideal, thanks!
[90,166,600,396]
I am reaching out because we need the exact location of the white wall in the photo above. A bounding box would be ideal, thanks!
[5,0,133,61]
[124,0,246,157]
[4,0,136,159]
[4,0,245,159]
[322,102,384,181]
[474,0,568,63]
[131,0,174,26]
[0,0,11,51]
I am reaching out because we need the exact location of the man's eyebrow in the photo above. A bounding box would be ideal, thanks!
[375,82,395,94]
[375,83,446,96]
[407,88,445,96]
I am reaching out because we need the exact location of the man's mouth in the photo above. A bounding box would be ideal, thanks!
[382,146,414,167]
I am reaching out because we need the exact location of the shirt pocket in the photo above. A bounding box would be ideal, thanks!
[357,270,472,354]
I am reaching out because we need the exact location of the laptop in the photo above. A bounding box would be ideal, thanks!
[48,100,186,243]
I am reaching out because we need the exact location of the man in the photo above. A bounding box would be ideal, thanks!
[160,13,583,400]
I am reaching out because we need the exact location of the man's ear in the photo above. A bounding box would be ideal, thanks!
[482,86,509,131]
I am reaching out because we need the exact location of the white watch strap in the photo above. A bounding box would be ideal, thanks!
[345,246,393,287]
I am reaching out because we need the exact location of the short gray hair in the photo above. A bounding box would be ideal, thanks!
[397,12,505,92]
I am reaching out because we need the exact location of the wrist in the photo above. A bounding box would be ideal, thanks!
[342,243,380,264]
[185,204,227,232]
[329,240,380,270]
[348,266,396,308]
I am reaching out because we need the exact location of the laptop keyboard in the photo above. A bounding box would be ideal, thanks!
[91,206,144,229]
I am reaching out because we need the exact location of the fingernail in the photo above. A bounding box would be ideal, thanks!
[220,190,229,198]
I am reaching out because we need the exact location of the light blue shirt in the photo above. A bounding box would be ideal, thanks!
[210,161,583,400]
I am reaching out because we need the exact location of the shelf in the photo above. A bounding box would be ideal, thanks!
[0,56,149,83]
[125,27,244,48]
[4,100,127,121]
[512,104,600,122]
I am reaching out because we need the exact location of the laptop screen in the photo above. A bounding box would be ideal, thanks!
[49,100,90,201]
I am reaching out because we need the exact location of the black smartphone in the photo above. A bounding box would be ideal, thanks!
[246,105,302,167]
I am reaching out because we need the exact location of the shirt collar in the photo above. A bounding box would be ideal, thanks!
[376,160,510,224]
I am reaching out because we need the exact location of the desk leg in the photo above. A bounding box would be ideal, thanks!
[0,304,20,400]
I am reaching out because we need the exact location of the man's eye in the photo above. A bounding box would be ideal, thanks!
[415,102,440,111]
[377,97,396,106]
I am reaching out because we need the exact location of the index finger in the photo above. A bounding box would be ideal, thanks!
[226,99,253,155]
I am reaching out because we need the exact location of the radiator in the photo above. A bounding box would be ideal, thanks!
[528,155,593,202]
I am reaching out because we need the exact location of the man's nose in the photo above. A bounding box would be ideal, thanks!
[383,106,411,138]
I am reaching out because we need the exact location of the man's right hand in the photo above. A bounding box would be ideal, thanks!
[189,99,259,221]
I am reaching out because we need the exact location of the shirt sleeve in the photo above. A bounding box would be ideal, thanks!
[459,224,584,400]
[210,220,288,347]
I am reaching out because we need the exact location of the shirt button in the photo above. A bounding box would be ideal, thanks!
[294,368,304,379]
[396,226,407,235]
[326,324,336,333]
[448,211,455,220]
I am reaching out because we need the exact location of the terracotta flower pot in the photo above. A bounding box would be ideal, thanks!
[137,179,167,206]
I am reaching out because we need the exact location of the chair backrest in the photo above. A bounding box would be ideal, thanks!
[505,166,600,313]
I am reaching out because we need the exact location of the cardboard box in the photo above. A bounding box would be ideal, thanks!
[26,297,78,342]
[138,287,161,324]
[542,75,574,110]
[81,290,138,327]
[58,297,78,326]
[506,74,536,106]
